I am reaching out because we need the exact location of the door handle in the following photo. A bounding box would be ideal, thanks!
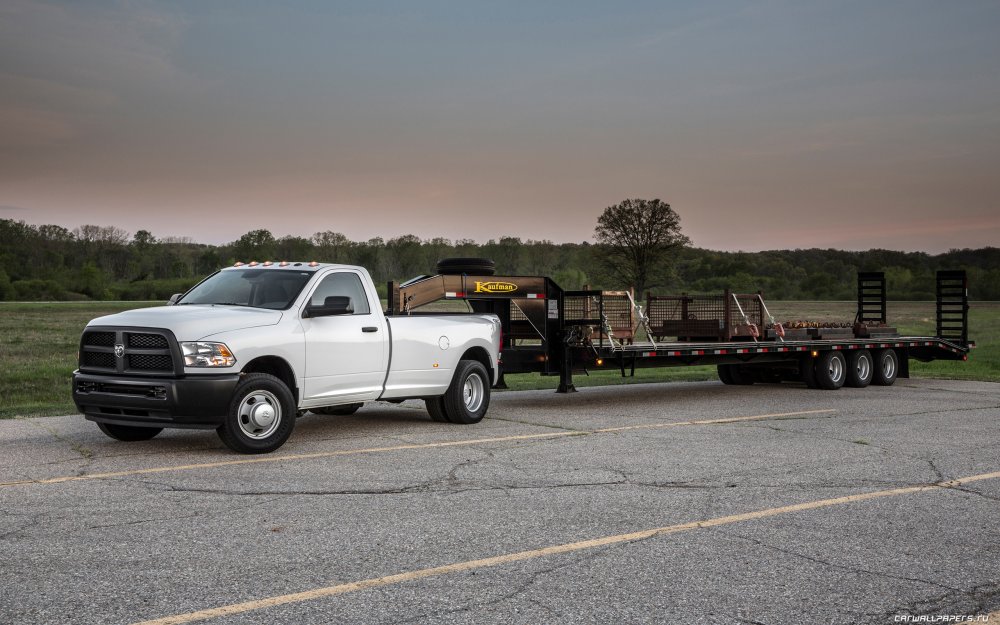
[362,326,379,333]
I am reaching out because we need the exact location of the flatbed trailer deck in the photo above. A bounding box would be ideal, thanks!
[388,269,973,393]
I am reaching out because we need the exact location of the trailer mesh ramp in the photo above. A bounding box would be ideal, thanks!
[562,291,635,346]
[646,291,764,341]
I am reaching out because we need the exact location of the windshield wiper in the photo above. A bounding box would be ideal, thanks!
[212,302,251,307]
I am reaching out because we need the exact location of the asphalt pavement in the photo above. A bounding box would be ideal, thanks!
[1,378,998,625]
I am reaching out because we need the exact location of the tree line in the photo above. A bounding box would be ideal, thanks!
[1,218,997,302]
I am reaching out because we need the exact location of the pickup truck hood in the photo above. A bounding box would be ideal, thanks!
[88,305,284,341]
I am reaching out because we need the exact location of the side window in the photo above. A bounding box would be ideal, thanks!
[310,272,371,315]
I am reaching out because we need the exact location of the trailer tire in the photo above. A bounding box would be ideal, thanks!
[726,365,754,385]
[799,357,819,389]
[425,397,450,422]
[717,364,735,385]
[436,257,496,276]
[846,350,873,388]
[217,373,296,454]
[440,359,491,424]
[814,351,847,390]
[97,422,163,442]
[753,367,784,384]
[871,349,899,386]
[311,403,363,416]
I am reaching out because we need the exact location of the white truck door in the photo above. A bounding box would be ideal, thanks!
[300,271,386,404]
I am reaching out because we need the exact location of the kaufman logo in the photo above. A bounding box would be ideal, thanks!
[474,281,518,294]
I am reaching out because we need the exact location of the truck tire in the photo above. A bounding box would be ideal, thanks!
[311,403,363,416]
[871,349,899,386]
[717,364,735,385]
[424,397,450,422]
[814,351,847,390]
[217,373,296,454]
[436,258,496,276]
[846,350,873,388]
[441,359,491,424]
[97,422,162,442]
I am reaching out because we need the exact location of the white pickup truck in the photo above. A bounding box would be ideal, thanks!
[72,263,502,453]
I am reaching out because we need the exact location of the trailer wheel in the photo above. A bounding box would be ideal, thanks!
[440,359,491,424]
[754,367,784,384]
[424,396,450,422]
[846,350,873,388]
[217,373,296,454]
[311,403,363,416]
[814,351,847,390]
[724,365,754,385]
[871,349,899,386]
[799,357,819,389]
[97,423,162,442]
[717,364,735,385]
[436,257,496,276]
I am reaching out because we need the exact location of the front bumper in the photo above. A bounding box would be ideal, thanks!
[73,371,240,429]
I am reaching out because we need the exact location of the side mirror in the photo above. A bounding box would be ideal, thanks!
[167,293,182,305]
[304,295,353,318]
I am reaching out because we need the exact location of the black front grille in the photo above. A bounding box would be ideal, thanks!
[79,327,177,375]
[82,351,116,368]
[127,354,173,371]
[83,331,115,347]
[128,333,169,349]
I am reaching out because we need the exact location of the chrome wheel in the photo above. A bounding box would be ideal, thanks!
[463,372,485,412]
[881,354,896,379]
[827,356,844,385]
[237,390,281,439]
[857,353,871,380]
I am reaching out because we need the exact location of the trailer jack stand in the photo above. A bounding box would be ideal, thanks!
[557,351,577,393]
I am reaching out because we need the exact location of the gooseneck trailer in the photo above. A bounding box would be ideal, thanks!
[389,264,974,393]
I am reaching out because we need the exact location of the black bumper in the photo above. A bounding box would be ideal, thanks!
[73,371,240,429]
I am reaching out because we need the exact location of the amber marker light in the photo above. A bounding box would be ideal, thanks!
[596,358,604,366]
[811,350,819,357]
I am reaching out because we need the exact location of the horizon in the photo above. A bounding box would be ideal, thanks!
[2,1,999,253]
[4,214,998,257]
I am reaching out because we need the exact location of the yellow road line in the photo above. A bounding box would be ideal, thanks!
[131,469,1000,625]
[0,409,834,488]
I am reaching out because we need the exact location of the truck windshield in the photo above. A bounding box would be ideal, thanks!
[177,269,314,310]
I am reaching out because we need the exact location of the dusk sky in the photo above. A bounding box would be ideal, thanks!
[1,1,998,252]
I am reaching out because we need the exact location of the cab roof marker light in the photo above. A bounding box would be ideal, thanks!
[308,261,319,267]
[234,262,244,267]
[263,261,273,267]
[279,261,289,267]
[248,261,258,267]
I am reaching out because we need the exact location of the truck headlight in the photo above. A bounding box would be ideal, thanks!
[181,342,236,367]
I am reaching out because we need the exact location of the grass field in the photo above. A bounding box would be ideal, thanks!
[1,300,996,418]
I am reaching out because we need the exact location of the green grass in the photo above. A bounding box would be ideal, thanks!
[0,300,995,418]
[0,302,158,418]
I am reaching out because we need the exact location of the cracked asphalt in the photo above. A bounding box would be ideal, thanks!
[1,378,998,625]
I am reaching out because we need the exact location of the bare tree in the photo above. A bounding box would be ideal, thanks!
[594,198,690,295]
